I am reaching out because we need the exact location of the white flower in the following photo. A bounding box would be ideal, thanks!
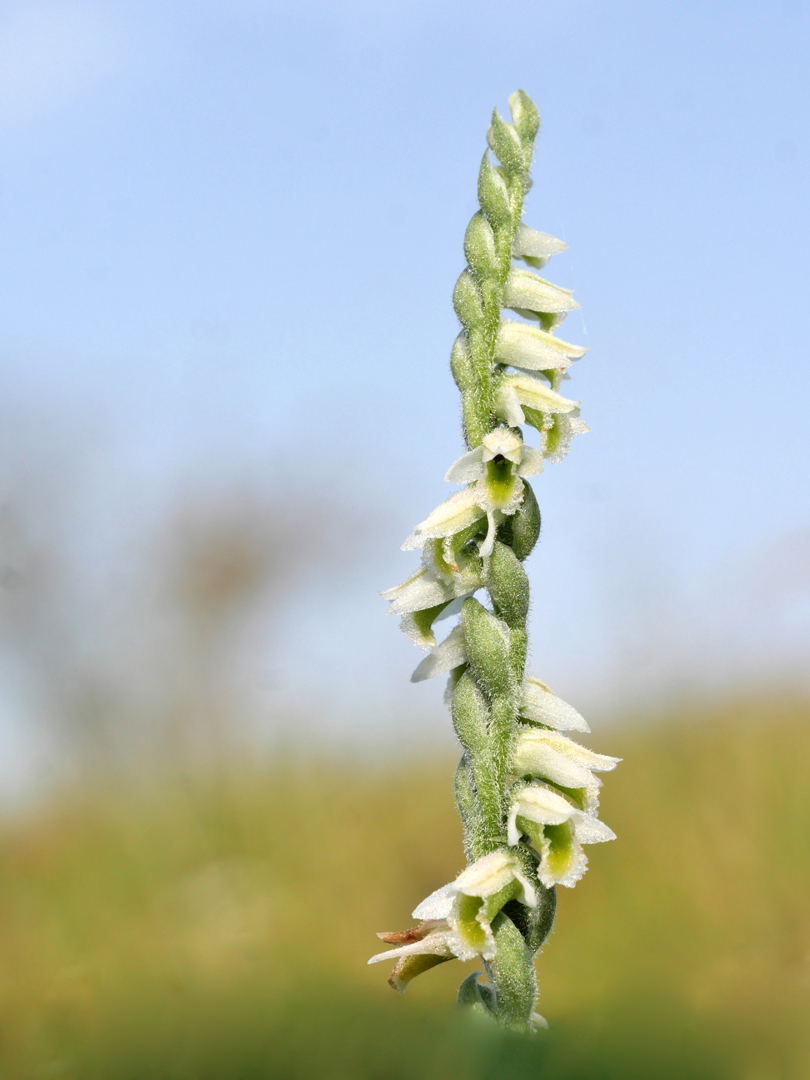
[494,373,581,429]
[511,223,567,269]
[503,267,579,321]
[507,784,616,888]
[494,319,588,373]
[540,411,592,463]
[403,429,543,559]
[382,540,483,649]
[444,426,544,484]
[367,920,455,994]
[512,728,621,794]
[519,677,591,732]
[368,851,538,992]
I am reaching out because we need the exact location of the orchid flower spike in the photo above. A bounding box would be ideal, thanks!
[368,851,537,992]
[371,90,619,1032]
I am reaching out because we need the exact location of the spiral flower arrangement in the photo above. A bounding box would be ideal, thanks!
[369,91,619,1032]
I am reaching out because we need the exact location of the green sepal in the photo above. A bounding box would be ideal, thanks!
[389,952,453,994]
[477,151,512,229]
[485,541,530,628]
[453,269,486,329]
[461,598,512,699]
[464,212,498,282]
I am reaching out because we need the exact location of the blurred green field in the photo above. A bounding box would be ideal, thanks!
[0,694,808,1079]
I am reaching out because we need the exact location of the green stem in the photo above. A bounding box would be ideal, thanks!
[448,105,550,1028]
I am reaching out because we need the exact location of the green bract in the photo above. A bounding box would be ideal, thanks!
[370,90,619,1032]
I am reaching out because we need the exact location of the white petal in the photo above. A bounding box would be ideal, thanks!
[495,320,587,372]
[453,851,517,898]
[411,623,467,682]
[402,489,486,550]
[511,865,537,908]
[507,785,574,846]
[445,446,485,483]
[413,884,455,921]
[512,729,620,788]
[368,929,455,965]
[503,269,580,316]
[481,428,523,463]
[517,446,544,478]
[520,677,590,732]
[505,374,580,415]
[537,730,621,773]
[452,850,535,907]
[515,784,579,825]
[477,511,498,558]
[506,808,522,848]
[573,816,616,845]
[494,383,525,426]
[512,223,567,262]
[382,568,453,615]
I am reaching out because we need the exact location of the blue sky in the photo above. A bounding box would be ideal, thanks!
[0,0,808,777]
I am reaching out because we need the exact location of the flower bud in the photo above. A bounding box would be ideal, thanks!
[508,481,541,560]
[449,333,475,394]
[486,541,530,628]
[463,212,498,281]
[453,269,486,329]
[486,108,525,176]
[451,670,490,757]
[461,597,512,699]
[477,151,512,229]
